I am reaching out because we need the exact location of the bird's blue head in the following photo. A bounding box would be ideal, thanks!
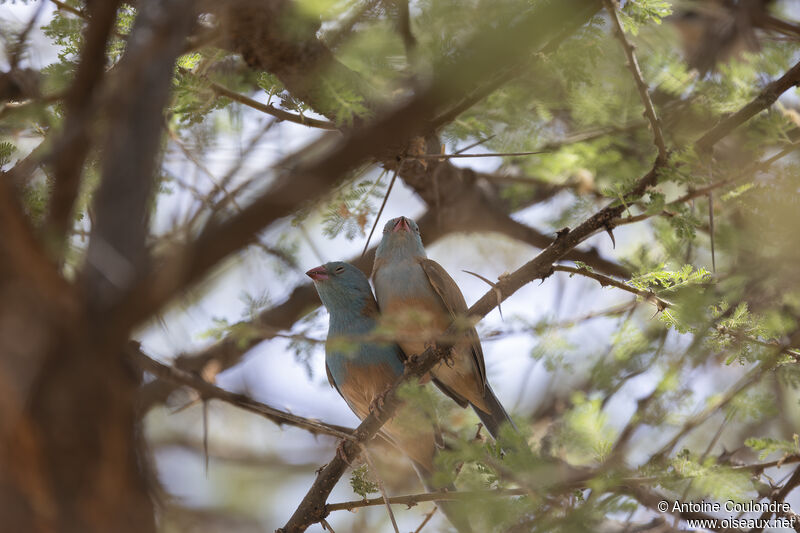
[306,261,375,316]
[375,216,426,261]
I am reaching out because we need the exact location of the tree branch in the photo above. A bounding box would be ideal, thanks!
[117,0,605,331]
[553,265,670,310]
[129,345,354,440]
[326,488,529,512]
[45,0,122,248]
[83,0,195,324]
[205,76,337,130]
[696,59,800,152]
[604,0,667,159]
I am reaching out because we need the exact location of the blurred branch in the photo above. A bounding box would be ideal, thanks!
[321,0,382,49]
[119,0,607,343]
[327,488,529,511]
[752,465,800,533]
[8,3,196,531]
[650,361,772,463]
[45,0,122,249]
[604,0,667,159]
[553,266,800,359]
[619,484,744,533]
[696,59,800,152]
[49,0,84,18]
[129,345,355,440]
[329,453,800,511]
[205,76,337,130]
[150,434,324,468]
[613,141,800,229]
[82,0,194,318]
[0,179,75,310]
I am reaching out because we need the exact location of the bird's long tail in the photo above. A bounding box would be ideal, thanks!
[411,461,474,533]
[471,383,517,440]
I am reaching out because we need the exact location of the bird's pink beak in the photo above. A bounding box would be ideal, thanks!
[306,266,329,281]
[392,217,411,233]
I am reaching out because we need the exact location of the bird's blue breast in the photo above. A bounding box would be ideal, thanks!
[326,316,405,389]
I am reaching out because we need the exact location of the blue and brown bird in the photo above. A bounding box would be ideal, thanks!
[307,261,472,531]
[372,216,516,440]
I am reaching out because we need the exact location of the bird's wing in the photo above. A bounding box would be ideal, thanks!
[325,361,342,397]
[419,258,487,388]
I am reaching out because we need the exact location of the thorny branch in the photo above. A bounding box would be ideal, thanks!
[129,345,354,440]
[603,0,667,159]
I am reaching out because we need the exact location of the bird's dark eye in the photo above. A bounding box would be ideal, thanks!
[414,227,420,233]
[335,266,345,274]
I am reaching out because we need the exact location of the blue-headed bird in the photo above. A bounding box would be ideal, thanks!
[308,261,472,532]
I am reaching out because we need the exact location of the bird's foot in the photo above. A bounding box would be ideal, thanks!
[369,386,392,415]
[473,423,485,441]
[336,441,359,466]
[439,347,456,368]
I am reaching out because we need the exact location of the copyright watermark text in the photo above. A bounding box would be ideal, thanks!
[656,499,796,529]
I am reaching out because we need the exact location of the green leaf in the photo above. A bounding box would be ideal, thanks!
[349,464,379,498]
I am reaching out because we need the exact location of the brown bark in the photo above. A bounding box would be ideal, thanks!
[0,2,195,531]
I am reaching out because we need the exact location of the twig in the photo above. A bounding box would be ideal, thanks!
[412,507,438,533]
[454,134,496,154]
[327,488,529,512]
[696,59,800,152]
[648,360,773,462]
[604,0,667,159]
[552,266,800,360]
[8,1,46,68]
[552,265,671,311]
[708,191,716,273]
[362,450,400,533]
[612,141,800,229]
[412,150,548,160]
[462,270,504,319]
[202,399,210,475]
[395,0,417,60]
[129,345,355,440]
[753,465,800,533]
[49,0,84,18]
[362,164,400,257]
[206,78,337,130]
